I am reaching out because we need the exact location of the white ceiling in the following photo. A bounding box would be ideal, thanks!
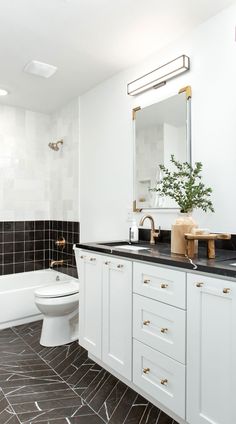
[0,0,234,113]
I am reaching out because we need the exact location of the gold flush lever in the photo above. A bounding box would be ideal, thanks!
[143,368,150,374]
[223,288,230,294]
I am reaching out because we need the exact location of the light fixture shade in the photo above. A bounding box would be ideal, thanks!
[127,55,190,96]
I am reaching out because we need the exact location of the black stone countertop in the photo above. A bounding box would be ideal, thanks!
[75,238,236,279]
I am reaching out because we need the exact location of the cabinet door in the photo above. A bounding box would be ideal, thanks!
[187,273,236,424]
[133,262,186,309]
[133,339,186,419]
[102,257,132,380]
[133,294,186,364]
[77,250,102,358]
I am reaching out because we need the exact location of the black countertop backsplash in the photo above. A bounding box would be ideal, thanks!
[76,230,236,279]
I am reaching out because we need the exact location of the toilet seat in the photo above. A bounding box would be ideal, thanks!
[35,281,79,299]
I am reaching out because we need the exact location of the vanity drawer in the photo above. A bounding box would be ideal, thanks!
[133,262,186,309]
[133,294,186,364]
[133,339,185,419]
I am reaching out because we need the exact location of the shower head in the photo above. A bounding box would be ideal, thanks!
[48,140,63,151]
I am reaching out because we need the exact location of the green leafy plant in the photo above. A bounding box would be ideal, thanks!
[150,155,214,213]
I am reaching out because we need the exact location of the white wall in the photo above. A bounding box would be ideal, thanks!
[49,98,80,221]
[80,3,236,241]
[0,105,51,220]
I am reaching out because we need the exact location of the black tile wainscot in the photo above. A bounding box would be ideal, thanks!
[0,320,177,424]
[50,220,80,278]
[0,221,79,277]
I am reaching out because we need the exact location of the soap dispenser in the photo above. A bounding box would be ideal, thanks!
[130,219,139,243]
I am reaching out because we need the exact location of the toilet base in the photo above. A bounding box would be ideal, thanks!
[40,311,79,347]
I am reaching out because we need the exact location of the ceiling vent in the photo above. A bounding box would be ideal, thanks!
[24,60,58,78]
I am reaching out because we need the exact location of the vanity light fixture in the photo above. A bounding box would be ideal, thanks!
[127,55,190,96]
[0,89,9,96]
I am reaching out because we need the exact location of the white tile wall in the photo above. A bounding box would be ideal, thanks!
[0,105,51,221]
[0,98,80,222]
[49,98,79,221]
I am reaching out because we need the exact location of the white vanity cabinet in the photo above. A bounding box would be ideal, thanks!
[133,262,186,419]
[77,246,236,424]
[78,251,103,357]
[102,256,132,379]
[77,249,132,380]
[187,273,236,424]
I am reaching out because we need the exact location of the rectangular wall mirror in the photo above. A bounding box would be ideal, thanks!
[133,87,192,210]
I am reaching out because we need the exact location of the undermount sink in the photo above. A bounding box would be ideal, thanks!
[113,244,150,251]
[97,241,150,251]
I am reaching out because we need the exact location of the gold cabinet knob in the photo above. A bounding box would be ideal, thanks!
[90,257,96,261]
[143,320,150,326]
[196,282,204,287]
[223,288,230,294]
[80,255,85,259]
[144,279,150,284]
[117,264,124,269]
[160,283,168,289]
[104,261,110,265]
[143,368,150,374]
[160,327,168,334]
[160,378,168,386]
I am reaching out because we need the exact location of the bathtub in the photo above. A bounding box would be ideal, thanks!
[0,269,77,330]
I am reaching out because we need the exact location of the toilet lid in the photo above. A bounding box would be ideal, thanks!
[35,281,79,298]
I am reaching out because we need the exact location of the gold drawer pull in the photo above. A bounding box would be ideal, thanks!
[160,378,168,386]
[90,257,96,261]
[144,279,150,284]
[223,288,230,294]
[160,327,168,334]
[143,320,150,326]
[160,283,168,289]
[196,282,204,287]
[143,368,150,374]
[117,264,124,269]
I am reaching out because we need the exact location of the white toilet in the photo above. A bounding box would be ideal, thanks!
[35,280,79,347]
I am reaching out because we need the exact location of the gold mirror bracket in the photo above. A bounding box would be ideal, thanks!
[132,106,141,120]
[178,85,192,100]
[133,200,142,213]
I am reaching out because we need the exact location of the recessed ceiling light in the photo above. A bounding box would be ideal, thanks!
[24,60,58,78]
[0,89,8,96]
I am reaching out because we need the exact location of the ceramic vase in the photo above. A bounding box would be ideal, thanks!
[171,212,197,255]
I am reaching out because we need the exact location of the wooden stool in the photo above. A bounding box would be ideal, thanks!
[184,233,231,259]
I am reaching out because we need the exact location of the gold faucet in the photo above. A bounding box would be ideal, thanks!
[139,215,160,245]
[50,259,66,268]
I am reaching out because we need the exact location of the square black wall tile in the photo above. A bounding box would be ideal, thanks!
[4,232,14,243]
[3,221,14,232]
[15,221,24,231]
[15,263,25,273]
[25,221,35,231]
